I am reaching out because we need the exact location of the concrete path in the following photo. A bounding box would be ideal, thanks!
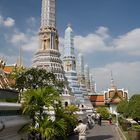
[68,122,122,140]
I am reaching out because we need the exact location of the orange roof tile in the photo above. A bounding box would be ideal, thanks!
[90,95,104,102]
[4,66,15,73]
[95,102,105,106]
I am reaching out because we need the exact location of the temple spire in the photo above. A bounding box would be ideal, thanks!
[77,53,85,77]
[110,70,115,88]
[33,0,63,81]
[16,46,23,67]
[63,25,84,103]
[64,24,74,58]
[84,64,90,92]
[41,0,56,28]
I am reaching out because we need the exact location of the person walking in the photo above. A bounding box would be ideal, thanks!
[96,113,100,125]
[109,114,112,124]
[99,114,102,126]
[74,120,87,140]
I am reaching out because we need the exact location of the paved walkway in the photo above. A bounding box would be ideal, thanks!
[68,122,122,140]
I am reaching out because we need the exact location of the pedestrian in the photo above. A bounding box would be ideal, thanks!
[87,114,95,128]
[109,114,112,124]
[99,114,102,126]
[74,120,87,140]
[96,113,100,125]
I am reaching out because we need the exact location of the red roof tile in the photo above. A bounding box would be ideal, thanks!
[90,95,104,102]
[4,66,15,73]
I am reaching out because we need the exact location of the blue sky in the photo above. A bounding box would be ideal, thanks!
[0,0,140,95]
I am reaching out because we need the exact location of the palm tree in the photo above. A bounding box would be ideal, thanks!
[54,104,79,137]
[22,86,69,139]
[37,116,67,140]
[18,68,78,139]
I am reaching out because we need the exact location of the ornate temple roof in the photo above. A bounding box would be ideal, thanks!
[90,95,104,102]
[4,65,15,73]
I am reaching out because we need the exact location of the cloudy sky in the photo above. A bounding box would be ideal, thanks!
[0,0,140,96]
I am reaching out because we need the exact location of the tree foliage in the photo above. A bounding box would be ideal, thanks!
[128,94,140,120]
[117,94,140,121]
[22,87,78,139]
[20,68,78,139]
[117,99,129,117]
[96,107,110,119]
[15,68,64,92]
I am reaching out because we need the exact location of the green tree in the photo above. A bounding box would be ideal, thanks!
[19,68,78,139]
[54,104,78,138]
[22,87,78,139]
[117,99,129,117]
[15,68,57,90]
[128,94,140,121]
[97,107,110,119]
[37,116,67,140]
[22,87,68,139]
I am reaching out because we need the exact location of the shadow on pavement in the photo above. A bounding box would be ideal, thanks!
[87,135,113,140]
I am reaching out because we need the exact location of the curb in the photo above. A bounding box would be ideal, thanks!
[116,125,126,140]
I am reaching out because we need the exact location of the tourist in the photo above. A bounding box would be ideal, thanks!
[91,113,96,124]
[74,120,87,140]
[99,114,102,126]
[109,114,112,124]
[96,113,100,125]
[87,114,95,128]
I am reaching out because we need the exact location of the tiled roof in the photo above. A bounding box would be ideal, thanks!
[4,66,15,73]
[90,95,104,102]
[95,102,105,106]
[110,97,122,104]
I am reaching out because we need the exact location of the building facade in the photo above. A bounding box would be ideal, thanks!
[90,76,128,114]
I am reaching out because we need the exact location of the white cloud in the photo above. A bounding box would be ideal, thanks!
[91,61,140,95]
[0,15,3,24]
[113,28,140,55]
[0,15,15,27]
[26,17,37,29]
[9,31,38,52]
[0,52,17,65]
[10,32,27,44]
[95,26,110,39]
[22,35,38,52]
[74,33,107,53]
[4,17,15,27]
[61,26,112,54]
[59,26,140,56]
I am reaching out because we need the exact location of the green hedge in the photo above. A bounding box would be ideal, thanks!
[118,117,131,131]
[96,107,110,120]
[131,125,140,131]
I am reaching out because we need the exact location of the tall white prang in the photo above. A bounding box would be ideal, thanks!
[33,0,74,105]
[63,25,84,104]
[41,0,56,28]
[33,0,63,81]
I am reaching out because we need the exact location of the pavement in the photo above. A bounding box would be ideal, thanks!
[68,121,123,140]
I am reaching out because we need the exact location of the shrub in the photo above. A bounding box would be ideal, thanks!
[131,125,140,131]
[118,116,131,131]
[121,120,131,131]
[96,107,110,120]
[128,95,140,121]
[117,100,129,117]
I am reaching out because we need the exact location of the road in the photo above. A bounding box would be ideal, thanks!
[68,122,122,140]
